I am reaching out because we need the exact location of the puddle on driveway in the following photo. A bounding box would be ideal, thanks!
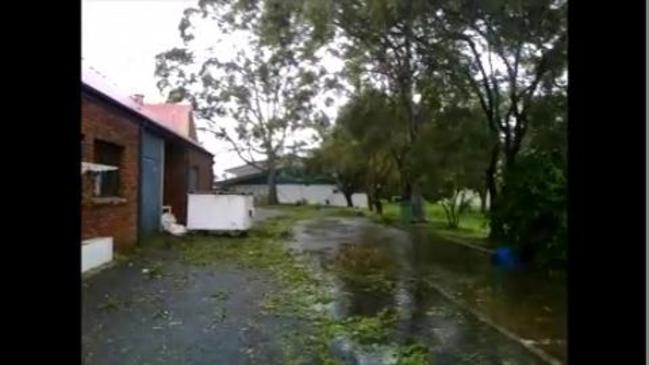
[292,217,566,364]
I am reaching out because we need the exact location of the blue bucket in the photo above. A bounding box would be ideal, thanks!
[491,246,520,271]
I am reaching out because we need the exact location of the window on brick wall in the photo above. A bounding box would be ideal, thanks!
[189,166,199,192]
[94,140,123,197]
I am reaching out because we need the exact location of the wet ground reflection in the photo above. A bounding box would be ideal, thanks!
[292,217,566,364]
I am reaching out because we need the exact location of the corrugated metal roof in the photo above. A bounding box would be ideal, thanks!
[225,162,267,177]
[225,156,309,177]
[81,62,211,156]
[215,169,336,187]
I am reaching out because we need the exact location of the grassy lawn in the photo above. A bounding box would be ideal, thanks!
[374,201,493,248]
[266,201,492,249]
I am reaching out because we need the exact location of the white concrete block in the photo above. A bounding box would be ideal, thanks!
[82,237,113,273]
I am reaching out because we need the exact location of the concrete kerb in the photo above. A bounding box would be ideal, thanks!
[436,234,495,255]
[391,221,561,364]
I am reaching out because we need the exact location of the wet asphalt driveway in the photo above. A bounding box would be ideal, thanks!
[82,208,564,365]
[82,209,298,365]
[82,258,293,365]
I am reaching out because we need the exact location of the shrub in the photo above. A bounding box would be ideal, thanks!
[491,150,567,267]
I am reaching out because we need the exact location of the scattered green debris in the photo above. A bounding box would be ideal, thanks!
[332,243,397,293]
[172,275,191,290]
[337,309,398,345]
[210,290,230,301]
[115,205,435,363]
[279,330,334,365]
[113,253,131,265]
[142,261,164,280]
[152,308,171,320]
[425,305,459,318]
[395,342,431,365]
[212,306,227,324]
[334,244,395,273]
[97,295,123,311]
[279,228,294,240]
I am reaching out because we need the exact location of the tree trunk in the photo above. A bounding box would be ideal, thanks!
[478,188,487,214]
[486,143,502,240]
[504,148,517,170]
[373,184,383,215]
[440,200,455,228]
[267,163,278,205]
[410,183,426,223]
[401,179,411,201]
[401,178,426,222]
[455,190,469,227]
[367,186,374,212]
[453,191,463,228]
[375,199,383,216]
[449,205,458,229]
[343,190,354,208]
[396,7,426,224]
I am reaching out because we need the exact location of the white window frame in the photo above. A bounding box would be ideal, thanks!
[81,162,120,197]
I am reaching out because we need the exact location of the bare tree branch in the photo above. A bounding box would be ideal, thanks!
[198,127,264,170]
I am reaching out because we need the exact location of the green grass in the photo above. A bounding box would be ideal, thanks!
[374,201,493,248]
[271,200,491,248]
[395,343,432,365]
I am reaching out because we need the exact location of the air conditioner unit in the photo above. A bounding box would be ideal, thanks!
[186,192,255,232]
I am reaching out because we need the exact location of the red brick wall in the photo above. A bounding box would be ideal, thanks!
[81,92,139,251]
[163,142,189,224]
[163,143,214,224]
[188,149,214,191]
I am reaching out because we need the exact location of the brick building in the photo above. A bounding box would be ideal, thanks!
[82,65,214,251]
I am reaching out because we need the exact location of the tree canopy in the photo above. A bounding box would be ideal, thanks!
[157,0,567,266]
[155,0,335,203]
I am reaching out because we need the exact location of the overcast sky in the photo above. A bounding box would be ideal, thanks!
[83,0,345,179]
[82,0,189,103]
[82,0,557,180]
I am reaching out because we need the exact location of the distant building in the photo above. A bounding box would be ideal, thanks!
[214,160,368,208]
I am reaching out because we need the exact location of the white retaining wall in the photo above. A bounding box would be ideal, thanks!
[461,189,490,211]
[228,184,369,208]
[329,192,369,209]
[229,183,483,211]
[82,237,113,273]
